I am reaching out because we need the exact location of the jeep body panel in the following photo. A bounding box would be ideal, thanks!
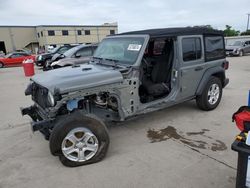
[177,35,206,99]
[22,27,229,138]
[195,65,228,96]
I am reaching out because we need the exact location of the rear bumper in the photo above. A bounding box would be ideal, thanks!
[20,105,54,132]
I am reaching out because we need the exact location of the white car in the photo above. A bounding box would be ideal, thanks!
[47,45,56,53]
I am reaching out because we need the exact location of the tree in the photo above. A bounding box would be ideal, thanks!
[193,25,214,30]
[241,30,250,36]
[223,25,240,36]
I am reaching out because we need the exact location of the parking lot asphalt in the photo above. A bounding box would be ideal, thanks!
[0,56,249,188]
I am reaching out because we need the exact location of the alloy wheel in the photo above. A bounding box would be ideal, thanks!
[61,127,99,162]
[207,83,220,105]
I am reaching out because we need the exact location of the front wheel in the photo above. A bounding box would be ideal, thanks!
[0,62,4,68]
[239,50,244,57]
[196,77,222,111]
[49,112,110,167]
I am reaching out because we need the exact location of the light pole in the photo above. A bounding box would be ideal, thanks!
[247,13,250,31]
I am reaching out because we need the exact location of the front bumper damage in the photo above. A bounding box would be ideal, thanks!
[21,105,54,140]
[226,50,240,56]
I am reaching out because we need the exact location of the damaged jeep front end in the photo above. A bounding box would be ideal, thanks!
[21,105,55,139]
[21,82,58,139]
[21,71,126,140]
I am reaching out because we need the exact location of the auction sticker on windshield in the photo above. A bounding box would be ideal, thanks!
[127,44,142,51]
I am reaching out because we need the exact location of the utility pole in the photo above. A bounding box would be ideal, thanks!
[247,13,250,31]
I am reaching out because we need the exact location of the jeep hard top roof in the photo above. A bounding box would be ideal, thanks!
[119,27,224,38]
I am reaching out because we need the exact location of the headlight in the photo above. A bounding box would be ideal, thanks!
[234,48,240,52]
[37,55,42,61]
[47,91,55,106]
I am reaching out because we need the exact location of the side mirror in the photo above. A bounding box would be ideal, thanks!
[75,53,81,58]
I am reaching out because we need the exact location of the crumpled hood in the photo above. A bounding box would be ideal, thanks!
[226,45,241,50]
[51,53,62,61]
[31,64,124,94]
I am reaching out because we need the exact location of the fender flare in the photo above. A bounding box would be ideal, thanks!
[195,66,226,96]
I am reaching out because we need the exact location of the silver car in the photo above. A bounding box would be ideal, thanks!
[21,27,229,167]
[46,44,98,70]
[226,40,250,56]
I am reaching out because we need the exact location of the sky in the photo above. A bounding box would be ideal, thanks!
[0,0,249,33]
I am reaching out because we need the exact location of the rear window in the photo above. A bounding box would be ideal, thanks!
[204,36,225,61]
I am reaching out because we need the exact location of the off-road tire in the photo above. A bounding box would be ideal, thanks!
[196,76,222,111]
[49,111,110,167]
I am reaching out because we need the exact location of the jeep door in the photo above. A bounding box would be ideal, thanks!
[178,35,206,99]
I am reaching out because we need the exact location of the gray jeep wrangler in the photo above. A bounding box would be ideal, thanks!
[21,27,229,167]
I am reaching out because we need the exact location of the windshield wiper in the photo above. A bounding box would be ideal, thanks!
[92,57,127,68]
[91,56,103,64]
[104,58,120,67]
[93,56,103,60]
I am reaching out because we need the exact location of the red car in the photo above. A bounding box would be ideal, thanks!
[0,52,36,68]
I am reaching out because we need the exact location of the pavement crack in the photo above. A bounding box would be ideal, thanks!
[147,126,236,170]
[0,122,29,131]
[175,138,236,171]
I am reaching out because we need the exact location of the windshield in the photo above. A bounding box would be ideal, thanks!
[228,41,242,46]
[63,45,84,57]
[93,37,145,65]
[51,46,60,53]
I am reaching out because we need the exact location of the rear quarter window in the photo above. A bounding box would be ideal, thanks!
[204,36,225,61]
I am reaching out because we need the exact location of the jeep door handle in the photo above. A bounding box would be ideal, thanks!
[195,66,204,71]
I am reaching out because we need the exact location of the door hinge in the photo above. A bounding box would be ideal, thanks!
[173,70,178,78]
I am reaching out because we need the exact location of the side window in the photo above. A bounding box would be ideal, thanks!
[77,30,82,35]
[85,30,91,35]
[58,47,69,54]
[182,37,201,62]
[48,30,55,36]
[11,53,22,58]
[204,36,224,61]
[110,30,115,35]
[75,48,93,57]
[62,30,68,36]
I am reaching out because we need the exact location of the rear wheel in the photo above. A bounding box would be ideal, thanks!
[49,112,110,167]
[0,62,4,68]
[196,77,222,111]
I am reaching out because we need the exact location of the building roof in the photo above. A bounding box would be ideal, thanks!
[0,24,117,28]
[119,27,223,37]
